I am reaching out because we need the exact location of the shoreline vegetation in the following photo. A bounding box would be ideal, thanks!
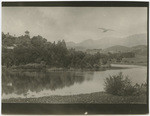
[112,62,147,66]
[2,65,132,72]
[3,60,147,72]
[2,91,146,104]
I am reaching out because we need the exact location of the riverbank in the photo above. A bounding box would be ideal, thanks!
[3,64,130,72]
[2,92,147,104]
[112,62,147,66]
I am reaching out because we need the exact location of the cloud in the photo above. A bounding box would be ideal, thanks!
[2,7,147,43]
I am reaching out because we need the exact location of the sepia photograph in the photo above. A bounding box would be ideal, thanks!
[1,1,149,114]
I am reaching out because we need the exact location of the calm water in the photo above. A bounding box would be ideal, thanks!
[2,64,147,99]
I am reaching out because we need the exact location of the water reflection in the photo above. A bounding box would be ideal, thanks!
[2,69,93,96]
[2,65,147,99]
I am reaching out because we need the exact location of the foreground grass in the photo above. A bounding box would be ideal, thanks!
[2,92,147,104]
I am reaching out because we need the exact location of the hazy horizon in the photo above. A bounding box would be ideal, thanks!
[2,7,147,43]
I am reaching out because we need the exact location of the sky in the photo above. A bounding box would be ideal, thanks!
[2,7,147,43]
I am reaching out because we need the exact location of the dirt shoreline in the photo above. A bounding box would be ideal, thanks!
[2,92,147,104]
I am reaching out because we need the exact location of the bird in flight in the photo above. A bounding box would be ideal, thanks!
[98,28,114,33]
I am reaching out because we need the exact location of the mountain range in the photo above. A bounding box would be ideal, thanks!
[66,33,147,51]
[102,45,147,56]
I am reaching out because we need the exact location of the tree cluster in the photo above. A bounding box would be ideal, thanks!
[2,32,135,69]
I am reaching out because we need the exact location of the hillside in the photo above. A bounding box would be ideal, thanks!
[66,33,147,50]
[102,45,147,66]
[102,45,147,56]
[102,45,130,53]
[131,45,147,56]
[122,34,147,47]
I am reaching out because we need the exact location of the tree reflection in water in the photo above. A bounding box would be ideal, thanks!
[2,68,93,96]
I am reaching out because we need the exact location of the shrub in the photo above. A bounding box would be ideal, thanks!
[104,72,136,96]
[133,83,147,95]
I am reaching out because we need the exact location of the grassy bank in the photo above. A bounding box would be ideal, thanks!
[2,92,147,104]
[117,55,147,66]
[112,62,147,66]
[4,65,130,72]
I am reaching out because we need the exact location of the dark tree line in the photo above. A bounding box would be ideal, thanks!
[2,32,135,69]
